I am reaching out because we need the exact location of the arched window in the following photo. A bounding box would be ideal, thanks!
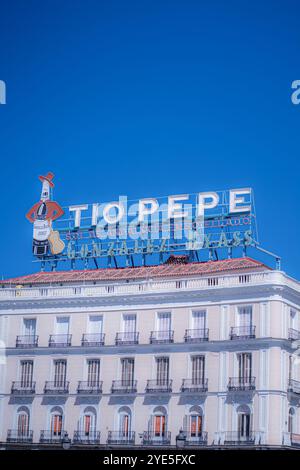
[50,406,63,436]
[288,408,295,434]
[118,406,132,437]
[237,404,251,439]
[16,406,30,436]
[185,406,203,439]
[79,407,97,437]
[150,406,167,439]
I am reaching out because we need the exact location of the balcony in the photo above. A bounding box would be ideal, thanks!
[288,379,300,394]
[81,333,105,347]
[7,429,33,443]
[288,328,300,341]
[146,379,172,393]
[111,380,137,394]
[49,334,72,347]
[229,326,256,340]
[184,431,208,446]
[228,377,256,391]
[77,381,103,394]
[16,335,38,348]
[73,430,100,445]
[107,431,135,445]
[184,328,209,343]
[11,381,36,395]
[115,332,139,345]
[150,330,174,344]
[223,431,256,445]
[142,431,171,446]
[181,378,208,393]
[291,433,300,447]
[39,430,66,444]
[44,381,69,394]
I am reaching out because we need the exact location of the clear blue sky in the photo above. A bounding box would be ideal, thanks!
[0,0,299,279]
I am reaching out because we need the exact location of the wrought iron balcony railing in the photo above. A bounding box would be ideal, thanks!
[39,430,66,443]
[7,429,33,443]
[77,381,103,394]
[228,377,256,391]
[107,431,135,445]
[16,335,38,348]
[288,328,300,341]
[184,431,208,446]
[146,379,172,393]
[73,430,101,445]
[184,329,209,343]
[291,433,300,447]
[181,378,208,393]
[49,334,72,347]
[44,381,69,394]
[81,333,105,347]
[229,326,256,340]
[142,431,171,446]
[11,381,36,395]
[288,379,300,394]
[223,431,256,445]
[111,380,137,394]
[115,332,139,345]
[150,330,174,344]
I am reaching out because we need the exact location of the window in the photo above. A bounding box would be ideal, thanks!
[191,356,205,384]
[51,412,63,436]
[55,317,69,335]
[288,408,295,434]
[192,311,206,331]
[190,414,202,437]
[237,306,252,327]
[87,359,100,387]
[88,316,103,334]
[237,406,251,439]
[157,313,171,340]
[150,407,167,438]
[290,309,298,330]
[79,407,97,437]
[121,358,135,385]
[23,319,36,337]
[16,407,30,436]
[118,407,132,436]
[238,353,252,381]
[156,357,169,385]
[20,360,33,387]
[122,314,136,340]
[53,360,67,387]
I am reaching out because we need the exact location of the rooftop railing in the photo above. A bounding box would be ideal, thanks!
[1,270,291,301]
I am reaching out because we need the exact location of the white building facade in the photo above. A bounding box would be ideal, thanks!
[0,256,300,449]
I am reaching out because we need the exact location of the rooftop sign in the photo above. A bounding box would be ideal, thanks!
[26,173,257,269]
